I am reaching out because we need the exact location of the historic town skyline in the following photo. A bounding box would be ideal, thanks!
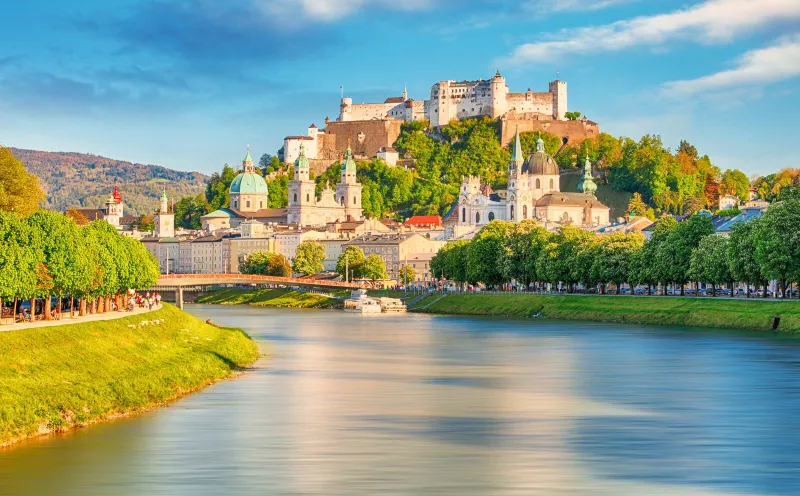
[1,0,799,175]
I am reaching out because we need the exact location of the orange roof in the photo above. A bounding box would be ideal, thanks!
[404,215,442,227]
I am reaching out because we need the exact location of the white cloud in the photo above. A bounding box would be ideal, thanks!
[524,0,636,13]
[259,0,436,23]
[500,0,800,64]
[662,35,800,95]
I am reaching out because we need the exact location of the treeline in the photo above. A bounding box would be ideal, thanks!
[0,210,161,321]
[430,195,800,297]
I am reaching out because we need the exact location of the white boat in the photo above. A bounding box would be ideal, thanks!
[377,297,407,313]
[344,289,382,314]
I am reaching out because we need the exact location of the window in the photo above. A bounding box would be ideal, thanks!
[306,193,310,202]
[233,199,238,208]
[341,196,345,205]
[462,207,466,223]
[535,178,540,189]
[488,212,495,221]
[246,200,251,209]
[293,193,297,203]
[476,212,481,224]
[550,178,554,190]
[523,205,528,219]
[353,196,357,205]
[510,205,515,220]
[259,201,263,209]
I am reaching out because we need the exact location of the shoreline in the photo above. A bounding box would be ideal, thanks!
[0,304,259,449]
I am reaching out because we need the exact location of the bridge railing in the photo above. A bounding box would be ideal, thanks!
[156,274,362,289]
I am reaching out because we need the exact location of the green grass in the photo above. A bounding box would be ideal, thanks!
[0,304,259,447]
[418,293,800,333]
[199,288,340,309]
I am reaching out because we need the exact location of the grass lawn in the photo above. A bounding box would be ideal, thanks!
[198,288,340,309]
[0,304,259,447]
[418,293,800,333]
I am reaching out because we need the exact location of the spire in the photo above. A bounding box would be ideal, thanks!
[343,142,357,172]
[294,142,309,170]
[510,126,523,168]
[243,144,254,172]
[535,136,545,153]
[578,155,597,196]
[402,84,408,101]
[160,188,168,201]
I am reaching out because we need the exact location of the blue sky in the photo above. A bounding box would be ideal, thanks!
[1,0,798,177]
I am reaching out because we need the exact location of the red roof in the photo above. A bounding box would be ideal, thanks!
[404,215,442,227]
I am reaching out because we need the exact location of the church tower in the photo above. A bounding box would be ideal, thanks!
[506,128,526,222]
[154,189,175,238]
[336,144,363,221]
[287,143,317,225]
[577,156,598,196]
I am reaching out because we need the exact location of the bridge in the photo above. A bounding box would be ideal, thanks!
[152,274,362,309]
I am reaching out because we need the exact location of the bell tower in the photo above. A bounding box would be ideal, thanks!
[336,144,363,221]
[288,143,317,225]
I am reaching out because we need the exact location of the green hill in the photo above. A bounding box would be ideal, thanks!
[560,169,632,220]
[11,148,208,216]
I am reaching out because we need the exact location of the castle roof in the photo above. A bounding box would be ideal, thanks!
[536,192,608,209]
[384,96,405,104]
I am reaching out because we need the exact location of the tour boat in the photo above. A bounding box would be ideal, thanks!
[344,289,382,314]
[377,297,407,313]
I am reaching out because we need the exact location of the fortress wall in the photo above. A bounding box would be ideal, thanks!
[308,159,339,176]
[324,120,405,159]
[500,118,600,147]
[348,103,395,121]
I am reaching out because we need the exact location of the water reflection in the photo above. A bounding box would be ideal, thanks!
[1,306,799,495]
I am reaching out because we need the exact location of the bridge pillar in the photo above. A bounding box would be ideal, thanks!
[175,287,184,310]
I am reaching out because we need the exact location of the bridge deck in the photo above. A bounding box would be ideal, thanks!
[155,274,361,290]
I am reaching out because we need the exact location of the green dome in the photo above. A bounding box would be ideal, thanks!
[578,156,597,196]
[230,172,268,195]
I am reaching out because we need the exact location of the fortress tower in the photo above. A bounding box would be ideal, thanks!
[154,190,174,238]
[549,80,567,121]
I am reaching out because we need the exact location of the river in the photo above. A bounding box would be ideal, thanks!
[2,306,800,495]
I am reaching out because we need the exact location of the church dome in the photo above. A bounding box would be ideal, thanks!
[230,172,268,195]
[522,137,559,176]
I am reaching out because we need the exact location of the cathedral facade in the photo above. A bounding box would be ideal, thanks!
[287,143,363,226]
[457,131,610,229]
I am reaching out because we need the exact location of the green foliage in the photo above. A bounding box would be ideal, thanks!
[753,199,800,293]
[688,235,731,285]
[266,174,289,208]
[336,246,366,280]
[565,111,582,121]
[362,254,388,281]
[0,147,45,216]
[174,194,208,229]
[267,255,292,277]
[205,164,237,211]
[655,214,715,287]
[399,264,416,284]
[501,220,550,285]
[240,251,274,276]
[519,131,561,157]
[292,241,325,275]
[720,169,750,202]
[430,240,468,283]
[727,219,762,287]
[626,192,647,216]
[590,231,645,290]
[466,220,514,285]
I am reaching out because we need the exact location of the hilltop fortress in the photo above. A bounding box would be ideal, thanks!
[283,72,598,168]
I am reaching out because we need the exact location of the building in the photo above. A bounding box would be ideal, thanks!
[287,143,363,226]
[377,147,399,166]
[202,147,288,232]
[154,190,174,238]
[403,216,443,229]
[273,229,329,263]
[68,185,143,237]
[344,233,446,281]
[456,131,610,229]
[718,195,740,211]
[191,233,232,274]
[338,73,567,126]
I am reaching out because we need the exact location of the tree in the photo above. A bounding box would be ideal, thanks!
[266,254,292,277]
[362,254,388,282]
[590,232,645,293]
[626,192,648,216]
[292,241,325,275]
[136,214,155,232]
[655,214,715,294]
[688,235,731,291]
[753,200,800,297]
[430,240,468,284]
[336,246,366,280]
[399,264,416,285]
[631,216,677,291]
[0,147,45,216]
[174,194,208,229]
[65,208,89,226]
[719,169,750,202]
[565,111,582,121]
[466,220,513,285]
[727,218,762,296]
[537,225,593,291]
[240,251,274,275]
[0,211,38,315]
[683,195,705,214]
[205,164,237,211]
[501,220,550,285]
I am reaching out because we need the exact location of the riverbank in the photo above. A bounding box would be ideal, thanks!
[0,304,158,332]
[0,304,259,448]
[412,293,800,333]
[197,288,343,309]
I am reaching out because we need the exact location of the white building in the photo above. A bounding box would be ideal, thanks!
[337,72,567,127]
[377,147,399,166]
[154,190,175,238]
[456,131,609,229]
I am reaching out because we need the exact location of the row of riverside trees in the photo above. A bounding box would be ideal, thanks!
[0,210,161,323]
[430,197,800,298]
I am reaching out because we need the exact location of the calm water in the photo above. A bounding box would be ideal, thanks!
[2,306,800,495]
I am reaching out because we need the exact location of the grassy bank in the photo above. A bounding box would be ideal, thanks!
[0,304,259,447]
[197,288,342,309]
[413,293,800,333]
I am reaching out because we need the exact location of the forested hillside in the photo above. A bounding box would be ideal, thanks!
[11,148,208,216]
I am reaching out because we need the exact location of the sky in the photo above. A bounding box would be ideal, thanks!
[1,0,799,177]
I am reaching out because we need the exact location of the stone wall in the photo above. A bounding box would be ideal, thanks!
[500,113,599,147]
[323,120,404,159]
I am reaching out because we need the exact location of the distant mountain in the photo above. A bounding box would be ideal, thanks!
[11,148,208,217]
